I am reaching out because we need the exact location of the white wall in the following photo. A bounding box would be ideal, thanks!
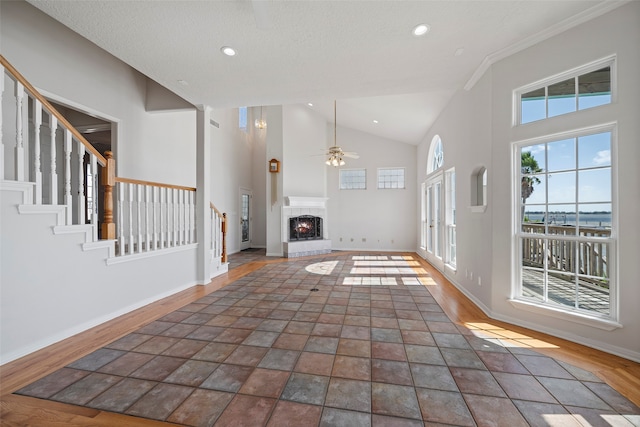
[490,2,640,361]
[0,1,202,363]
[266,106,284,256]
[210,108,262,254]
[418,2,640,361]
[282,104,327,198]
[417,70,494,308]
[328,126,417,251]
[251,108,268,248]
[1,1,196,187]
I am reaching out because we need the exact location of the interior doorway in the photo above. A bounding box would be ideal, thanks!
[49,101,114,237]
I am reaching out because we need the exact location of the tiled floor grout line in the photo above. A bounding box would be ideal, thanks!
[14,251,640,426]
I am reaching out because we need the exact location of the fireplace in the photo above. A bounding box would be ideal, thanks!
[289,215,323,241]
[282,196,331,258]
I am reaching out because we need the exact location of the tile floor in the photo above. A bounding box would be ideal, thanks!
[16,251,640,426]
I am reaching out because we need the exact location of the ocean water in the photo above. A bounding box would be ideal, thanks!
[524,212,611,228]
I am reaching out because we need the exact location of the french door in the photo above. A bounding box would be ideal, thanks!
[425,173,444,269]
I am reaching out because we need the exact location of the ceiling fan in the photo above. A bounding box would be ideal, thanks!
[324,101,359,167]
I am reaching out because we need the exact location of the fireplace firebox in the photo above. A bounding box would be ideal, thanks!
[289,215,323,241]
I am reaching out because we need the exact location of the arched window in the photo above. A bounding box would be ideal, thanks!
[427,135,444,174]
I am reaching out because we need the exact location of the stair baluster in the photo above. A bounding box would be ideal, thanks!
[63,129,72,225]
[90,155,98,241]
[117,179,124,255]
[144,185,151,251]
[33,100,43,204]
[77,141,85,224]
[14,82,25,181]
[49,115,58,205]
[136,183,143,253]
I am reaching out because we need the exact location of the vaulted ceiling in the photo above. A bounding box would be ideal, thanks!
[27,0,622,144]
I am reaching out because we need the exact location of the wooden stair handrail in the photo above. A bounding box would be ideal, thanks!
[209,202,223,217]
[0,55,106,166]
[116,177,196,192]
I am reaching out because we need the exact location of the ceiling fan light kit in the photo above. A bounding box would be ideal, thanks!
[326,100,358,167]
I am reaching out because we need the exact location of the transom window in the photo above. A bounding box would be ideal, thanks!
[516,126,615,319]
[339,169,366,190]
[517,56,614,125]
[377,168,405,189]
[427,135,443,174]
[238,106,248,131]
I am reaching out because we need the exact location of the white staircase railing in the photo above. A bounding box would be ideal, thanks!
[1,55,106,234]
[114,177,196,256]
[2,55,230,265]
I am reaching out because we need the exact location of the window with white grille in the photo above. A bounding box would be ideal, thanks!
[377,168,405,189]
[340,169,366,190]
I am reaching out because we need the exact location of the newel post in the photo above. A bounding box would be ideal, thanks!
[222,213,228,263]
[101,151,116,240]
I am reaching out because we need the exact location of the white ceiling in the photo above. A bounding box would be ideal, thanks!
[27,0,620,145]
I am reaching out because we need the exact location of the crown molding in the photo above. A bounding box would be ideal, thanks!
[464,0,629,91]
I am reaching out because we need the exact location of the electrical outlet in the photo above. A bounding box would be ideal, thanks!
[339,237,343,242]
[478,276,482,286]
[470,272,474,281]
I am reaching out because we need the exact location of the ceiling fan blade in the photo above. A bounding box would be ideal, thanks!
[343,153,360,159]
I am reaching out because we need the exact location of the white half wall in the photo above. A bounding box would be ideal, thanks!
[0,188,198,363]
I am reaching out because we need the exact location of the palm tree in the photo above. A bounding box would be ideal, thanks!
[521,151,542,221]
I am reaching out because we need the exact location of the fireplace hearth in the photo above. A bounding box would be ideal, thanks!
[289,215,323,241]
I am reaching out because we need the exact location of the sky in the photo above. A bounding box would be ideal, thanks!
[520,92,611,214]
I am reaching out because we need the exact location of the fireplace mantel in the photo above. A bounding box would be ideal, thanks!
[285,196,329,208]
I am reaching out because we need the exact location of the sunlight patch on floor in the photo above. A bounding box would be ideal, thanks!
[419,277,437,286]
[342,277,398,286]
[350,267,426,275]
[543,414,585,426]
[464,322,559,349]
[305,260,339,275]
[354,260,421,267]
[401,277,424,286]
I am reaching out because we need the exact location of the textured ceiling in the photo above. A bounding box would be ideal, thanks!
[26,0,620,144]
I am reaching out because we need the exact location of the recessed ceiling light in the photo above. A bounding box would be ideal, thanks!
[412,24,430,36]
[373,120,379,124]
[221,46,237,56]
[455,47,465,57]
[307,103,314,107]
[177,79,189,86]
